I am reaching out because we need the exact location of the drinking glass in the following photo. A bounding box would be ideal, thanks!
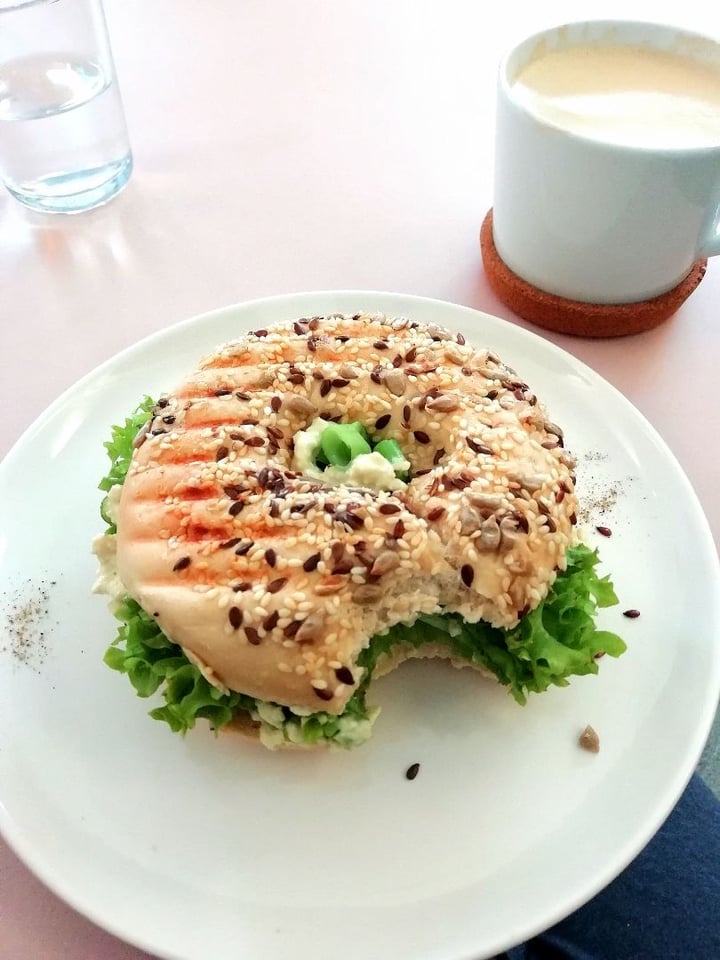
[0,0,133,213]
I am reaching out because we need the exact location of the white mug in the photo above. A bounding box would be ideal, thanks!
[492,20,720,305]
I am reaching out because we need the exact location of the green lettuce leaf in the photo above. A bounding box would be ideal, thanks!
[98,400,626,747]
[98,396,155,533]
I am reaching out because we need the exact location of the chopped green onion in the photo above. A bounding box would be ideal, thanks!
[319,423,372,467]
[349,421,371,443]
[374,438,405,465]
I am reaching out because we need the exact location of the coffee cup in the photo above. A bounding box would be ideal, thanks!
[491,20,720,306]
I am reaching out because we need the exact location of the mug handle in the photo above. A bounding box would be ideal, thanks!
[697,204,720,259]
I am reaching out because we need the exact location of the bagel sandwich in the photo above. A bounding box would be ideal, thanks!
[93,312,625,749]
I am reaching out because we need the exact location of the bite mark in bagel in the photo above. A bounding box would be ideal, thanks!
[94,312,625,749]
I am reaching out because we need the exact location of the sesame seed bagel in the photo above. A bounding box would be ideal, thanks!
[115,312,577,716]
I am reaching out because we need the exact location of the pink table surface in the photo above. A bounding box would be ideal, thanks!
[1,1,719,958]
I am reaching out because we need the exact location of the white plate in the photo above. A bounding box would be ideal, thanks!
[1,291,719,960]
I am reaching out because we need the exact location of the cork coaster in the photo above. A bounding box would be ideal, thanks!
[480,209,707,338]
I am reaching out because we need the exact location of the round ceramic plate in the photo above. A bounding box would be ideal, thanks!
[1,291,718,960]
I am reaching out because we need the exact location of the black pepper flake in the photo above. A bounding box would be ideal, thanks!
[2,578,58,672]
[173,556,191,572]
[405,762,421,781]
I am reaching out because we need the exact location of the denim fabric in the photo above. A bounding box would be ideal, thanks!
[504,774,720,960]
